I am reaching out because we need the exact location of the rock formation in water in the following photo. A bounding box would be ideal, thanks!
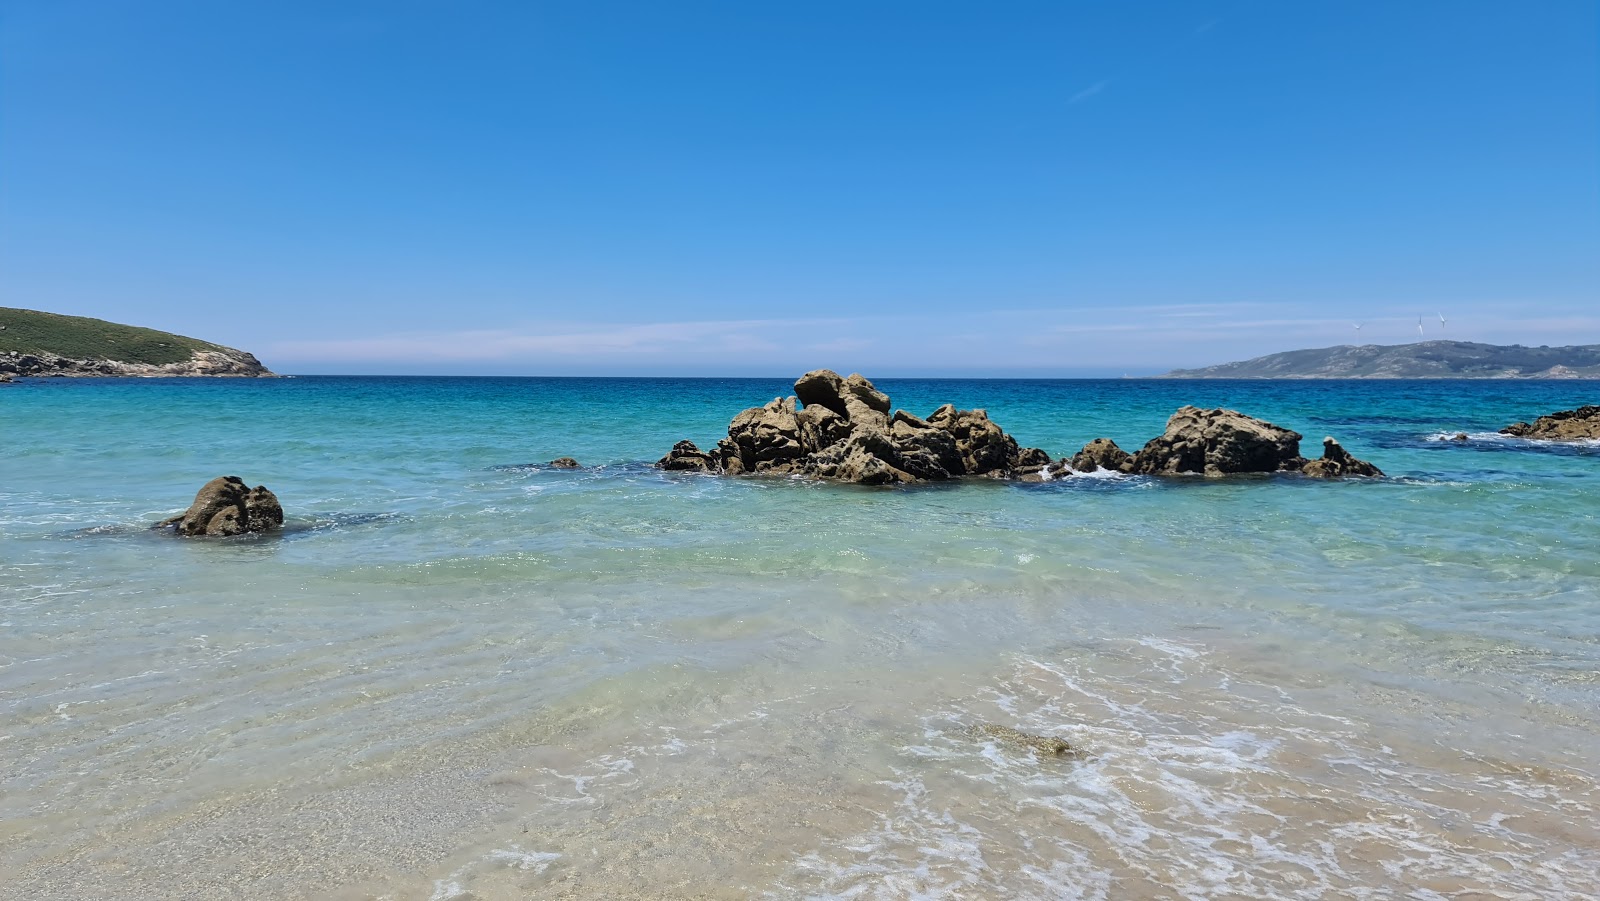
[1053,406,1383,478]
[548,457,582,469]
[657,370,1049,485]
[158,476,284,536]
[1499,405,1600,441]
[1300,437,1384,477]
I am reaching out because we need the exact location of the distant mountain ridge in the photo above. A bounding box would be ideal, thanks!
[0,307,274,378]
[1160,340,1600,379]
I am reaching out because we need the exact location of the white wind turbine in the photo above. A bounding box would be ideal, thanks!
[1417,317,1425,339]
[1438,312,1447,332]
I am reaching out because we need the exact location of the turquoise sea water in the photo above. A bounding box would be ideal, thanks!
[3,376,1598,899]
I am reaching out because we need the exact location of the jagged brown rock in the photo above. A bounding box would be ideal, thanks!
[1301,437,1384,478]
[548,457,581,469]
[1500,405,1600,441]
[1128,406,1307,476]
[1069,437,1134,473]
[657,370,1049,484]
[158,476,283,537]
[658,440,720,472]
[1053,407,1381,479]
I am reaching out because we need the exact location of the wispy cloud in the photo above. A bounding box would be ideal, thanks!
[1068,79,1110,104]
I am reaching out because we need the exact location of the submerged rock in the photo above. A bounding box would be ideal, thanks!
[548,457,581,469]
[656,370,1049,484]
[1500,405,1600,441]
[971,723,1078,759]
[158,476,283,537]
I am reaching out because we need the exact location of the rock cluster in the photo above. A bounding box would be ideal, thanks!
[158,476,284,537]
[548,457,582,469]
[1500,405,1600,441]
[658,370,1049,485]
[0,350,274,378]
[1049,406,1382,478]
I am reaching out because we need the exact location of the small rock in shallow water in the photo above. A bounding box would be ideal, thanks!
[971,723,1078,759]
[1300,436,1384,478]
[548,457,581,469]
[158,476,283,537]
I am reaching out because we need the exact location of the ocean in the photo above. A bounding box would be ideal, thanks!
[2,375,1598,899]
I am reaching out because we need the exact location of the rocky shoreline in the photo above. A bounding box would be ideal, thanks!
[0,349,275,378]
[1500,405,1600,441]
[659,370,1383,485]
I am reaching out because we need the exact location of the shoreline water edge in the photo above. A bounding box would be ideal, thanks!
[2,375,1597,898]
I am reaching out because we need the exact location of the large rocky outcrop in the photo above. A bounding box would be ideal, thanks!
[1500,405,1600,441]
[158,476,284,536]
[1051,406,1382,478]
[1127,406,1307,476]
[657,370,1049,485]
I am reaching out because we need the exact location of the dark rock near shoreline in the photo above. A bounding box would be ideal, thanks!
[1500,405,1600,441]
[548,457,581,469]
[657,370,1050,484]
[158,476,284,537]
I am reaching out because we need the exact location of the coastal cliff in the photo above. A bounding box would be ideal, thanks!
[1161,340,1600,379]
[0,308,274,378]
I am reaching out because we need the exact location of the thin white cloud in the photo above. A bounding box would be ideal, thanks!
[1068,80,1110,104]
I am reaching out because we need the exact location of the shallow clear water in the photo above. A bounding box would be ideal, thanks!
[2,376,1598,899]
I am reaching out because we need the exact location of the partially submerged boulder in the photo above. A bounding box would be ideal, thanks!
[970,724,1079,760]
[1069,437,1134,473]
[1051,407,1382,479]
[1128,406,1306,476]
[1301,437,1384,478]
[658,440,720,472]
[1500,405,1600,441]
[657,370,1049,484]
[159,476,283,537]
[548,457,582,469]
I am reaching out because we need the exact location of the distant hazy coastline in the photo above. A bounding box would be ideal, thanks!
[1162,340,1600,379]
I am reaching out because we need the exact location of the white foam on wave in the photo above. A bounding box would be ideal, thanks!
[1033,464,1137,483]
[775,638,1600,899]
[1425,430,1600,447]
[430,845,562,900]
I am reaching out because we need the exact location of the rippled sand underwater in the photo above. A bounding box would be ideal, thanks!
[2,376,1598,899]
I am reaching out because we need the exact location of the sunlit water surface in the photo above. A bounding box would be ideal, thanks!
[2,376,1598,899]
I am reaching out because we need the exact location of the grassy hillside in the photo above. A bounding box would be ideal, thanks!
[0,307,232,365]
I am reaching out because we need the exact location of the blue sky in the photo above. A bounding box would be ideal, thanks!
[2,1,1596,375]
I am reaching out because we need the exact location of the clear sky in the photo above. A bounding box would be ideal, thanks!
[3,1,1596,375]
